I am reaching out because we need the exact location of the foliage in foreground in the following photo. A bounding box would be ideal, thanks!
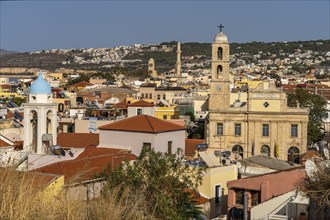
[0,168,146,220]
[301,166,330,209]
[102,147,205,220]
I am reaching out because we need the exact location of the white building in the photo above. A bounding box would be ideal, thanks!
[127,100,155,118]
[98,115,185,156]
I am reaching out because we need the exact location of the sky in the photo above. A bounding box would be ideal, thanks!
[0,1,329,52]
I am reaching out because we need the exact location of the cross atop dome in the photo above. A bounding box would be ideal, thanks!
[218,24,225,33]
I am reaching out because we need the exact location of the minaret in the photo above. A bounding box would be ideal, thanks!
[176,42,181,77]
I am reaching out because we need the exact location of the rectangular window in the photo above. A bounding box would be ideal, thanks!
[149,93,152,99]
[251,191,261,206]
[262,124,269,137]
[215,185,222,204]
[137,108,143,115]
[217,123,223,136]
[235,189,244,205]
[163,115,167,120]
[167,141,172,154]
[235,123,241,136]
[291,124,298,137]
[163,94,166,100]
[157,94,160,100]
[143,142,151,149]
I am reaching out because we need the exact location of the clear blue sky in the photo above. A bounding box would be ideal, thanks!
[1,1,329,52]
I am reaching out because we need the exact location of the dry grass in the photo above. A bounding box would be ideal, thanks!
[0,168,148,220]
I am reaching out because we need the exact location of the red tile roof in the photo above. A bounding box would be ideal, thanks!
[111,100,128,109]
[128,100,154,107]
[98,115,185,133]
[6,111,24,119]
[185,139,204,157]
[186,189,209,205]
[70,81,93,88]
[76,147,128,159]
[34,148,136,183]
[57,133,99,148]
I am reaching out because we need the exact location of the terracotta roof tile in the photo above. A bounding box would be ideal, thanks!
[98,115,185,133]
[76,147,127,159]
[128,100,154,107]
[34,148,136,183]
[111,100,128,109]
[70,81,93,88]
[57,133,99,148]
[185,139,204,157]
[6,111,24,119]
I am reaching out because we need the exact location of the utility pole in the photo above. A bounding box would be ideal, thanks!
[244,191,248,220]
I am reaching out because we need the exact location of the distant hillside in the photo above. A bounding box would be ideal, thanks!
[0,39,329,74]
[0,49,19,56]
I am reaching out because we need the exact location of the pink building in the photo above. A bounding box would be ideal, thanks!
[227,166,305,219]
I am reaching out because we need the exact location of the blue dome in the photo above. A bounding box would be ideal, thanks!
[30,73,52,94]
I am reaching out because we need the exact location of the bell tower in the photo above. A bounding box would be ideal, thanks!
[23,72,58,155]
[209,24,231,111]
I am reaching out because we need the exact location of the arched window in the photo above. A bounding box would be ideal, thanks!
[232,145,244,159]
[260,145,270,156]
[217,65,223,74]
[288,147,300,164]
[58,103,64,112]
[30,110,38,152]
[218,47,223,60]
[46,110,53,134]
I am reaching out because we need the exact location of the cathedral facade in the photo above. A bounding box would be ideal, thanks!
[207,30,309,163]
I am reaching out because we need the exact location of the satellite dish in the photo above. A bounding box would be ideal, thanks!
[305,160,318,181]
[323,148,329,160]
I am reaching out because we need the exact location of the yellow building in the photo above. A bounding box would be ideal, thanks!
[208,30,309,163]
[235,78,263,89]
[198,164,237,218]
[187,149,238,219]
[48,72,64,81]
[125,97,179,120]
[155,105,180,120]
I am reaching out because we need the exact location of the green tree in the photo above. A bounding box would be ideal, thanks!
[11,97,27,107]
[287,88,327,145]
[102,147,204,219]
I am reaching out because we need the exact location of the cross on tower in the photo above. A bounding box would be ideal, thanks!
[218,24,225,32]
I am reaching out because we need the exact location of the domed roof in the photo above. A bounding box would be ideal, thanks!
[30,72,52,94]
[214,32,228,43]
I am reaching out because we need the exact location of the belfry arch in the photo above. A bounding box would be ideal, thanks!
[218,47,223,60]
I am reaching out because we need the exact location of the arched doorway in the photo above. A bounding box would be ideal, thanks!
[232,145,244,159]
[288,147,300,164]
[260,145,270,156]
[218,47,223,60]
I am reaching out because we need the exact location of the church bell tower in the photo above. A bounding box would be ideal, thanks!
[23,72,58,154]
[209,24,231,111]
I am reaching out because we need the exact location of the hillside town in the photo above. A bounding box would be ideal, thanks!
[0,28,329,220]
